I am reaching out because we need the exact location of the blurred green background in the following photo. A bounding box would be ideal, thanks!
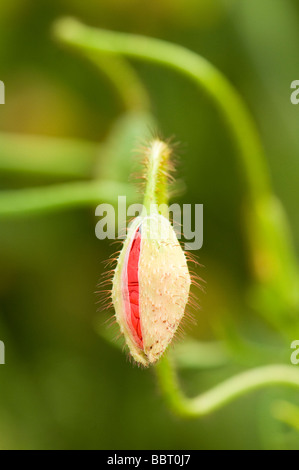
[0,0,299,450]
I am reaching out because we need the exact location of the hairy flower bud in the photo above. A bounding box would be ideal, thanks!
[112,213,191,366]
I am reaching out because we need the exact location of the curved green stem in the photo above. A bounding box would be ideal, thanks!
[0,180,135,218]
[53,17,270,204]
[156,355,299,418]
[54,20,150,113]
[85,54,150,113]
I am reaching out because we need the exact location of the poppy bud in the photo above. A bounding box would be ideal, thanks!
[112,212,191,366]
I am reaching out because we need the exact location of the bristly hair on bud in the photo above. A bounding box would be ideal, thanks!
[101,138,201,367]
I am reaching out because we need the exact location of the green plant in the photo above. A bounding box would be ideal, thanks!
[1,17,299,425]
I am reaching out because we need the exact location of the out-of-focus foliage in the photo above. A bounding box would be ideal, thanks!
[0,0,299,450]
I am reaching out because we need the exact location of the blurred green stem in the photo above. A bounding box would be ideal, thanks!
[83,54,150,112]
[54,23,150,113]
[172,339,229,370]
[272,400,299,432]
[0,132,98,179]
[0,180,135,217]
[156,355,299,418]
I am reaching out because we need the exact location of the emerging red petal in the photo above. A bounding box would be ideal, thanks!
[126,227,143,347]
